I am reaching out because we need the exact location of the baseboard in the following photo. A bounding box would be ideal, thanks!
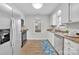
[27,38,48,40]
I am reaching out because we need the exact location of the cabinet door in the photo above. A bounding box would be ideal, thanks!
[49,33,55,47]
[64,39,79,55]
[64,39,69,55]
[60,3,69,24]
[70,3,79,22]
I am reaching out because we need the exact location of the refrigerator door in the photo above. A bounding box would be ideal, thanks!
[11,18,21,55]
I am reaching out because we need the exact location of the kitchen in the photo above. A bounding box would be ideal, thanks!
[0,3,79,55]
[48,3,79,55]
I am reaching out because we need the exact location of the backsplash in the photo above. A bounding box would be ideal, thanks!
[66,22,79,35]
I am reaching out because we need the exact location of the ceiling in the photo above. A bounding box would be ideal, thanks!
[8,3,59,16]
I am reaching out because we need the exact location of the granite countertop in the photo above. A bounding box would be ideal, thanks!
[47,28,79,44]
[55,32,79,44]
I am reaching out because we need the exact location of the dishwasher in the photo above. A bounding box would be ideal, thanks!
[54,34,64,55]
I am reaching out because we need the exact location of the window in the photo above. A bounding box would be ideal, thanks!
[57,10,62,26]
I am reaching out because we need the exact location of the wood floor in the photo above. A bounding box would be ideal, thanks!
[21,40,43,55]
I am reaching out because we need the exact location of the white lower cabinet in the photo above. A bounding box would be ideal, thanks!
[48,33,54,47]
[64,39,79,55]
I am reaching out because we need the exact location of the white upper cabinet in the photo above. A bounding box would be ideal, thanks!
[50,13,57,26]
[50,4,69,26]
[70,3,79,22]
[59,3,69,24]
[60,3,79,23]
[0,4,12,29]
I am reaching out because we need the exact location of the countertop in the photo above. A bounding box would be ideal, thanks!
[21,28,29,33]
[55,32,79,44]
[47,28,79,44]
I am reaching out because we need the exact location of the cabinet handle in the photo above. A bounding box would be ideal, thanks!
[68,3,72,23]
[12,43,14,47]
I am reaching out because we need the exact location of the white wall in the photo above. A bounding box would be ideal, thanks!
[0,16,10,29]
[25,15,50,40]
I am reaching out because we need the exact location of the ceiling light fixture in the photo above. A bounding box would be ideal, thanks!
[32,3,43,9]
